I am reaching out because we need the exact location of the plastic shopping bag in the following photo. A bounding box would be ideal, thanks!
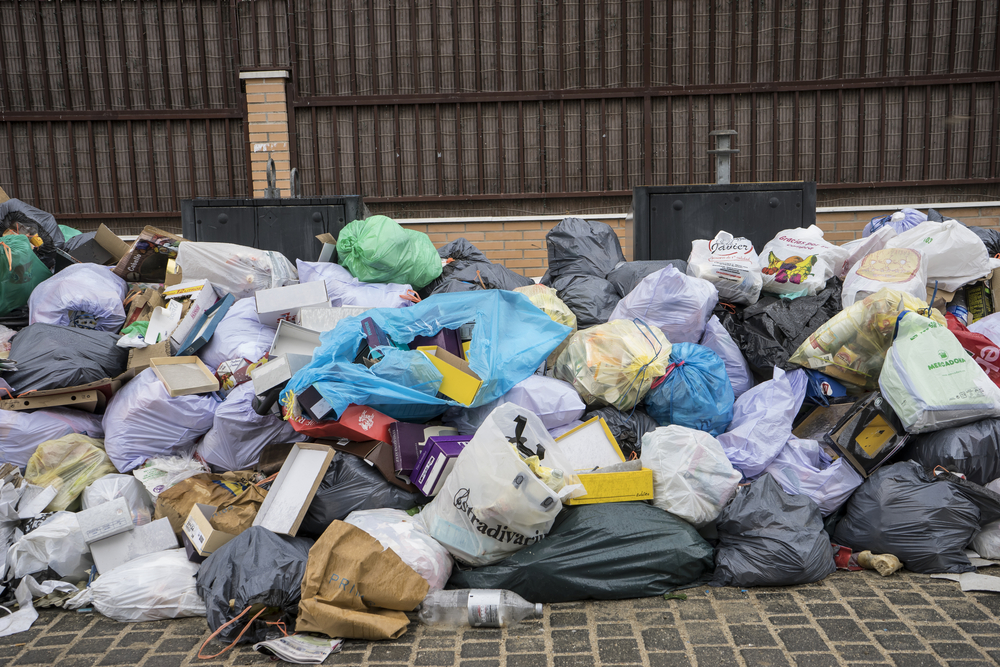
[345,508,453,591]
[418,404,583,566]
[879,311,1000,433]
[296,259,413,309]
[842,248,927,309]
[789,288,943,390]
[553,319,671,411]
[28,263,127,331]
[759,225,850,297]
[763,437,863,516]
[24,435,116,512]
[835,225,897,279]
[175,242,297,300]
[643,342,734,436]
[5,511,94,581]
[640,426,742,528]
[608,265,718,344]
[0,234,51,316]
[337,215,442,290]
[885,218,991,292]
[699,315,753,398]
[687,231,763,305]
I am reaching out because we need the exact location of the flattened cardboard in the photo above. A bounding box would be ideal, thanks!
[0,377,121,412]
[127,339,173,372]
[255,280,330,328]
[76,497,133,543]
[418,346,482,405]
[252,443,334,536]
[89,517,178,574]
[150,356,220,396]
[0,185,8,203]
[181,503,237,560]
[175,293,235,357]
[96,224,130,260]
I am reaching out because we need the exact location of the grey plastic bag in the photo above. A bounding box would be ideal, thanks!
[712,473,836,587]
[901,418,1000,486]
[4,323,127,393]
[546,218,626,279]
[424,238,534,295]
[607,260,688,298]
[833,461,1000,573]
[551,274,621,328]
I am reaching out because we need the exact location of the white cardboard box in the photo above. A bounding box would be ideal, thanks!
[255,281,330,328]
[296,305,371,332]
[166,279,219,349]
[252,443,334,536]
[76,497,133,544]
[89,517,178,574]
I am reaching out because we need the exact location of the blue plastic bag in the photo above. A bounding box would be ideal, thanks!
[282,291,572,423]
[369,348,444,397]
[643,342,734,436]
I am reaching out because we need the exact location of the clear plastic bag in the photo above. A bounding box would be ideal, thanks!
[513,284,577,366]
[789,287,943,390]
[24,434,116,512]
[763,437,863,516]
[131,456,209,499]
[175,241,297,300]
[82,473,154,525]
[418,404,584,566]
[553,319,671,411]
[686,231,762,305]
[640,426,742,528]
[344,508,453,592]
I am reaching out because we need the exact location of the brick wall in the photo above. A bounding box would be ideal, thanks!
[241,71,292,198]
[396,205,1000,278]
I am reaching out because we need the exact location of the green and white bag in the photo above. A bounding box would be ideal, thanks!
[879,311,1000,433]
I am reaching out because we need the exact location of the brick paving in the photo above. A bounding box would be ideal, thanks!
[3,570,1000,667]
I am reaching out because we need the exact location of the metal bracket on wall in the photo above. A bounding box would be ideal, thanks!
[264,156,280,198]
[707,130,739,185]
[290,168,302,198]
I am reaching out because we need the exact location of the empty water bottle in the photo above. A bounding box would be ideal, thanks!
[418,589,543,628]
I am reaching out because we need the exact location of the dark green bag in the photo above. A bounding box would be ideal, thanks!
[0,234,51,315]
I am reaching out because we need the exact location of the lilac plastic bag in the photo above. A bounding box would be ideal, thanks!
[296,260,412,309]
[608,265,718,344]
[28,263,127,331]
[699,315,753,398]
[443,375,586,433]
[763,437,864,516]
[0,408,105,468]
[862,208,928,238]
[196,297,276,371]
[103,369,218,472]
[717,367,808,479]
[196,382,306,472]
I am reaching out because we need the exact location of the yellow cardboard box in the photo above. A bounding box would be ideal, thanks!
[556,417,654,505]
[418,346,482,405]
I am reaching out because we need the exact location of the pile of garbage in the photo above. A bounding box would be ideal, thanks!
[4,200,1000,651]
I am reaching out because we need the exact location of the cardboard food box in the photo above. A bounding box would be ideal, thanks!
[297,305,371,332]
[556,417,654,506]
[175,293,235,357]
[252,443,334,536]
[411,435,471,497]
[388,423,459,478]
[112,225,184,282]
[418,346,482,405]
[76,497,134,544]
[824,391,910,477]
[255,281,330,328]
[165,280,220,350]
[181,503,238,562]
[89,517,178,574]
[150,356,220,397]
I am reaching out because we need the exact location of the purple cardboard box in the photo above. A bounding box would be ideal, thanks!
[412,435,471,497]
[388,423,460,478]
[409,328,464,360]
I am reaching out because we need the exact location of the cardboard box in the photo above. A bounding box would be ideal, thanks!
[389,423,459,478]
[270,319,322,368]
[0,376,122,412]
[123,287,167,330]
[412,435,471,497]
[150,356,220,396]
[556,417,655,506]
[255,281,330,328]
[68,224,129,266]
[824,391,910,477]
[252,443,335,536]
[164,258,183,287]
[181,503,238,561]
[89,517,178,574]
[127,339,173,372]
[316,233,337,263]
[410,328,464,360]
[318,440,418,492]
[419,347,482,405]
[75,497,134,543]
[295,396,397,443]
[113,226,184,282]
[175,293,235,357]
[296,305,371,332]
[166,280,220,350]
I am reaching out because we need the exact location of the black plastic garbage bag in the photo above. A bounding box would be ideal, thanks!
[712,473,836,587]
[298,454,421,538]
[901,418,1000,486]
[715,280,842,376]
[834,461,1000,573]
[64,231,97,253]
[4,323,127,393]
[0,199,65,270]
[583,406,659,459]
[969,225,1000,257]
[447,502,714,602]
[422,238,534,296]
[607,260,688,298]
[551,274,621,328]
[437,238,490,264]
[196,526,313,644]
[546,218,626,279]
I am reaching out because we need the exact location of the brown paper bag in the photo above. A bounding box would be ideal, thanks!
[154,472,265,533]
[296,521,429,640]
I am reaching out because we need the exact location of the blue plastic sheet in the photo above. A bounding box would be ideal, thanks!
[643,342,734,436]
[282,291,572,422]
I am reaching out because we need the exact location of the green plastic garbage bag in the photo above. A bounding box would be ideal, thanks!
[336,215,442,290]
[0,234,52,315]
[879,311,1000,433]
[58,224,83,241]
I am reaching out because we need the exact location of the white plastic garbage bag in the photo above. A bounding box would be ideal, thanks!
[763,437,864,516]
[842,248,928,309]
[0,576,78,638]
[28,263,127,331]
[175,242,297,300]
[608,265,718,344]
[885,218,991,292]
[82,474,154,525]
[836,225,897,279]
[640,426,742,528]
[718,367,809,479]
[65,549,205,622]
[419,404,584,566]
[879,312,1000,433]
[344,508,453,591]
[196,297,275,372]
[131,456,209,499]
[195,382,307,472]
[296,260,413,309]
[687,231,763,305]
[759,225,850,297]
[5,511,93,581]
[0,407,105,469]
[700,315,753,398]
[103,369,219,472]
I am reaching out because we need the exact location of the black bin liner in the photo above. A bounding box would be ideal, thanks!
[901,418,1000,486]
[422,238,534,296]
[551,274,620,329]
[546,218,626,279]
[5,323,127,393]
[607,260,688,298]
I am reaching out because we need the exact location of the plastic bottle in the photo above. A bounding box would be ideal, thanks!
[418,589,543,628]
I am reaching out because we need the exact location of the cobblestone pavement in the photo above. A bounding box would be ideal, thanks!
[4,570,1000,667]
